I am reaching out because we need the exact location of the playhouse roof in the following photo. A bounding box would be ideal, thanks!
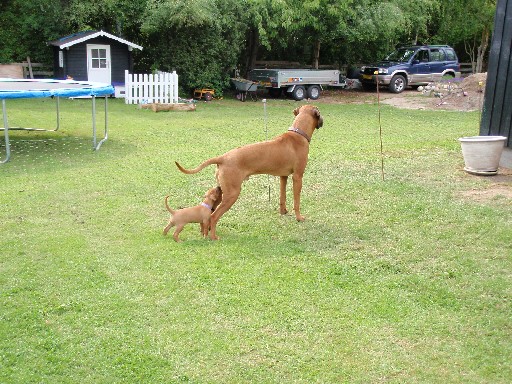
[48,30,143,51]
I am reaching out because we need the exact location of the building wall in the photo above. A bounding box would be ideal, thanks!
[480,0,512,149]
[0,64,24,78]
[52,36,132,84]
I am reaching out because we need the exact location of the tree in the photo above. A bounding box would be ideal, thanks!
[393,0,440,45]
[141,0,246,93]
[64,0,147,40]
[240,0,291,72]
[0,0,497,89]
[0,0,69,63]
[435,0,496,73]
[281,0,353,69]
[0,0,148,64]
[339,0,407,65]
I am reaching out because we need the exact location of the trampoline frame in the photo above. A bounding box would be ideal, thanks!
[1,79,114,164]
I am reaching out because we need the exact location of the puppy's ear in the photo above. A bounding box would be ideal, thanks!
[211,191,223,211]
[208,187,222,201]
[315,108,323,128]
[293,106,301,116]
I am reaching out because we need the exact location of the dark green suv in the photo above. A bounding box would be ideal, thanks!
[360,45,461,93]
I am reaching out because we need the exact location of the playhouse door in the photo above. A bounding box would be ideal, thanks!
[87,44,111,84]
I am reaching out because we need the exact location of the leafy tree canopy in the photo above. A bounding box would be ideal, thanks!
[0,0,497,93]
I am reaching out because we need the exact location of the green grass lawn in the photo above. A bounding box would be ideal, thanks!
[1,95,511,383]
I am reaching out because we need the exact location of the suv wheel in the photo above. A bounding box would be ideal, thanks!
[389,75,406,93]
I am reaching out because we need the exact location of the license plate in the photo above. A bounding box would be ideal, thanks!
[362,74,373,80]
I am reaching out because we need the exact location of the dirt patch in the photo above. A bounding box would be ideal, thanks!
[458,167,512,204]
[320,73,488,112]
[460,184,512,203]
[320,88,403,105]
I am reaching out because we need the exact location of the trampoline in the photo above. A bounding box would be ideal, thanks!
[1,78,114,163]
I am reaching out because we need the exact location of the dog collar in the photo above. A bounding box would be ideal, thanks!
[201,202,213,211]
[288,127,311,143]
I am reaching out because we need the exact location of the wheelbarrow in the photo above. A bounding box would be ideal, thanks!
[230,78,258,102]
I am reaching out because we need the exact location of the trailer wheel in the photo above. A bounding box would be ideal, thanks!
[291,86,306,101]
[307,85,321,100]
[204,92,213,101]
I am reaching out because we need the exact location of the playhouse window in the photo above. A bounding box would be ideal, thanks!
[91,48,107,69]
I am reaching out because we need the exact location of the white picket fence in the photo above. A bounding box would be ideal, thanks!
[124,70,179,104]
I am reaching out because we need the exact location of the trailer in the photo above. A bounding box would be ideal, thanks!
[247,68,340,100]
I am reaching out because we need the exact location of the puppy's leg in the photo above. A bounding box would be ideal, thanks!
[201,219,210,238]
[173,224,185,242]
[292,173,305,222]
[279,176,288,215]
[163,219,175,235]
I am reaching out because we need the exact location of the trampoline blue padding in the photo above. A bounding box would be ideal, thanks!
[0,78,114,99]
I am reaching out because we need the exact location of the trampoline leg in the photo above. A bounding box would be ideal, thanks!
[91,96,108,151]
[1,99,11,164]
[92,96,97,150]
[55,96,60,132]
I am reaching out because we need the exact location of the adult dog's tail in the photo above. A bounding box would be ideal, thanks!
[164,196,175,214]
[175,158,221,174]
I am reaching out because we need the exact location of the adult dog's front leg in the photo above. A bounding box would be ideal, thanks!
[292,173,305,221]
[209,187,241,240]
[279,176,288,215]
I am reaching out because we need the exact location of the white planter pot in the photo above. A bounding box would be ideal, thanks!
[459,136,507,175]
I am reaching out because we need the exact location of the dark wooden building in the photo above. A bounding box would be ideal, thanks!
[480,0,511,166]
[48,30,143,86]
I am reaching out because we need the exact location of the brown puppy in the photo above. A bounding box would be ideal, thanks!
[175,104,323,240]
[163,186,222,242]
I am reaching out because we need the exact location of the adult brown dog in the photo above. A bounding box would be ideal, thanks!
[163,186,222,242]
[175,104,323,240]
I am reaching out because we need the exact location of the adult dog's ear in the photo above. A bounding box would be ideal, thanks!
[315,108,323,128]
[293,106,301,116]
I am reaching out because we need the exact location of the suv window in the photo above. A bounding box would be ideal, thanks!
[430,48,445,62]
[416,49,429,62]
[386,48,416,62]
[444,48,456,61]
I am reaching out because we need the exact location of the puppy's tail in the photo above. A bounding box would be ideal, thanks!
[164,196,175,214]
[175,157,221,175]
